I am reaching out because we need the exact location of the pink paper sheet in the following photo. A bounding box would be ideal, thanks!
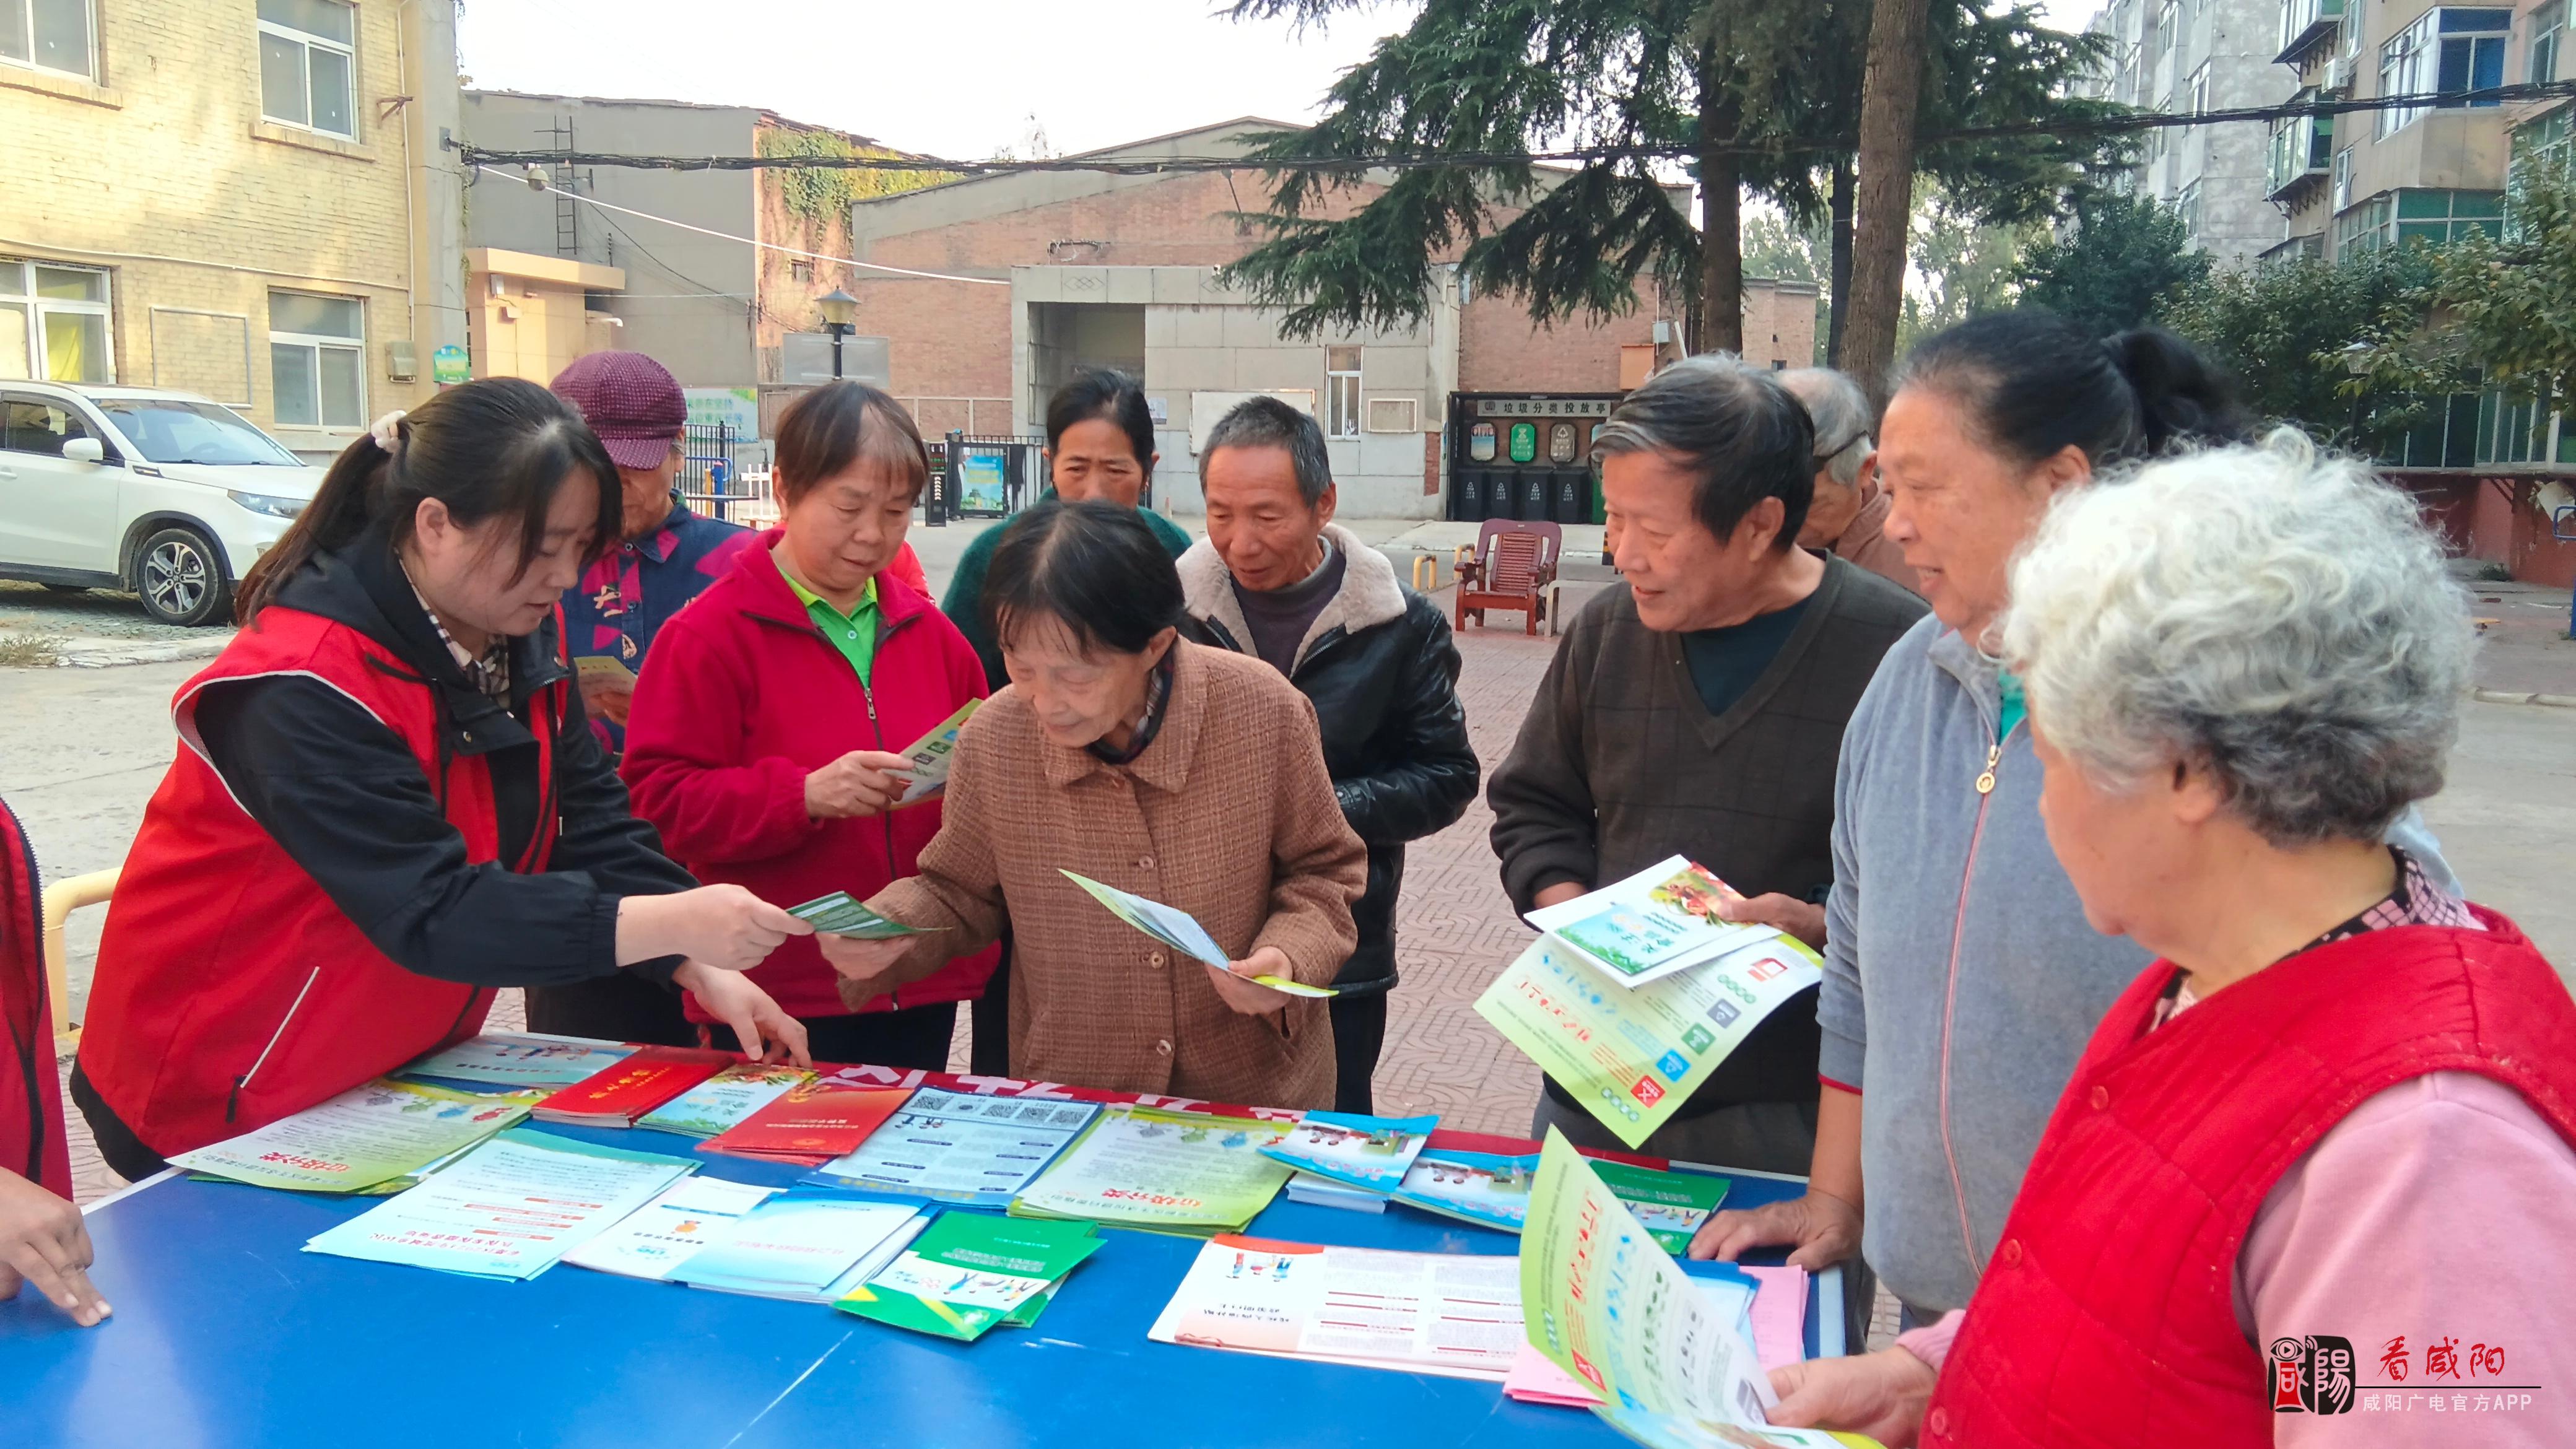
[1503,1342,1603,1406]
[1739,1264,1809,1372]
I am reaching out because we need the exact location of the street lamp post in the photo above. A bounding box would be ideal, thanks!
[817,289,859,380]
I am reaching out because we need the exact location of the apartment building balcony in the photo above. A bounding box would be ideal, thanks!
[2268,111,2336,199]
[2276,0,2346,66]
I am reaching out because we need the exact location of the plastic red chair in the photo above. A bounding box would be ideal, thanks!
[1453,520,1562,635]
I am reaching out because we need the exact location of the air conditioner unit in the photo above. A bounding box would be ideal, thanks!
[384,338,418,382]
[1364,396,1420,433]
[2325,54,2352,92]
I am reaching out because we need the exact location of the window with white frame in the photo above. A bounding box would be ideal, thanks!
[1325,346,1362,440]
[2533,0,2569,86]
[2333,146,2354,211]
[2176,180,2203,239]
[2379,8,2512,136]
[257,0,356,139]
[1,0,92,78]
[268,292,364,428]
[0,259,112,383]
[2190,62,2211,116]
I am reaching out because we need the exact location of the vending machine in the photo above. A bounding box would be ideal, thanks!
[1443,392,1620,524]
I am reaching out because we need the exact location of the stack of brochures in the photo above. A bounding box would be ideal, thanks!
[302,1129,699,1281]
[636,1063,816,1139]
[669,1191,931,1303]
[1010,1105,1295,1237]
[169,1077,541,1194]
[402,1032,638,1089]
[698,1082,913,1166]
[838,1212,1105,1341]
[1257,1110,1437,1214]
[1149,1235,1525,1382]
[803,1088,1100,1206]
[1390,1146,1730,1253]
[531,1046,734,1127]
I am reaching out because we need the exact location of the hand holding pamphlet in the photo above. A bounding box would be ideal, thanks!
[170,1077,541,1193]
[786,890,946,939]
[1521,856,1780,988]
[1060,871,1338,998]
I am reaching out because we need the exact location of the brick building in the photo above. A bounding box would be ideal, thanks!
[845,118,1814,518]
[1,0,466,460]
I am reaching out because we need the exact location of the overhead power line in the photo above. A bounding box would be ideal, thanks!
[453,80,2576,176]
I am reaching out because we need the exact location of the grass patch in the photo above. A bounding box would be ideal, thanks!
[0,632,63,668]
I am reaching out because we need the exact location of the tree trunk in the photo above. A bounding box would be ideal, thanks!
[1697,41,1745,356]
[1844,0,1933,399]
[1828,156,1856,367]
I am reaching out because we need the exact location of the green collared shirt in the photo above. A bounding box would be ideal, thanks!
[780,558,879,684]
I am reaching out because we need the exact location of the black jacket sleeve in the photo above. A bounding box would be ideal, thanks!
[1333,599,1480,846]
[1486,616,1599,915]
[193,676,671,990]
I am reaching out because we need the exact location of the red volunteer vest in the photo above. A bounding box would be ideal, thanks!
[2,792,71,1198]
[1923,910,2576,1449]
[80,606,562,1157]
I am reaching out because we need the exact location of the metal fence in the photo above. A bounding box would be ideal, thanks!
[675,421,775,526]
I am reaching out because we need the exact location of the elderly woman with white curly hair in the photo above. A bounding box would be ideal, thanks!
[1767,438,2576,1449]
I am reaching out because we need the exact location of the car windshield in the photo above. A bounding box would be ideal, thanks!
[95,398,302,466]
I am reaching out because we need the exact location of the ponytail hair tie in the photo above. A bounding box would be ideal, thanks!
[367,410,409,452]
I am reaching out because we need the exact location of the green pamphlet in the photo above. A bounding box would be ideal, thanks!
[787,890,948,939]
[1011,1105,1295,1236]
[838,1213,1104,1341]
[169,1077,542,1193]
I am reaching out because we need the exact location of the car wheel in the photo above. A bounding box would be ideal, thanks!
[134,525,232,627]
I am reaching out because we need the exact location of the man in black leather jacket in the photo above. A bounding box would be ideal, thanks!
[1180,397,1480,1113]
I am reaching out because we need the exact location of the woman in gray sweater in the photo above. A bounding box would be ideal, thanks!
[1690,311,2455,1327]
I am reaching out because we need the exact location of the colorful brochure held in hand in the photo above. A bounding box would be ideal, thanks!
[1011,1104,1294,1237]
[1258,1111,1437,1193]
[895,700,980,804]
[1521,856,1780,988]
[1476,932,1822,1149]
[671,1191,928,1302]
[805,1088,1099,1206]
[1060,870,1338,998]
[560,1175,780,1279]
[1520,1129,1863,1447]
[532,1045,735,1126]
[637,1063,816,1138]
[303,1129,697,1281]
[786,890,946,939]
[402,1032,638,1088]
[170,1077,541,1193]
[839,1212,1105,1341]
[698,1082,913,1166]
[1149,1235,1525,1382]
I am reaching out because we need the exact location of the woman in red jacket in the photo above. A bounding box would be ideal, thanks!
[1767,440,2576,1449]
[622,382,998,1068]
[76,380,812,1180]
[2,791,105,1327]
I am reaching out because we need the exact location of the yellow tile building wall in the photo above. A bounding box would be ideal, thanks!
[0,0,445,457]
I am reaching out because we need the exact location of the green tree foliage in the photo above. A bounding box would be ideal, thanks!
[1899,186,2035,354]
[1214,0,2129,346]
[2158,246,2439,445]
[2348,162,2576,429]
[2015,189,2209,337]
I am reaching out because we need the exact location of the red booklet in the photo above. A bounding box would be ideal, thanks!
[697,1082,913,1165]
[531,1046,735,1127]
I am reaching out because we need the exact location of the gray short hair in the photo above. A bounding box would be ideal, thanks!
[1779,367,1874,487]
[1593,353,1814,548]
[1199,394,1332,505]
[1999,432,2474,846]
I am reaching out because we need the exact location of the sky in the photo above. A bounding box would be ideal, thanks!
[458,0,2107,163]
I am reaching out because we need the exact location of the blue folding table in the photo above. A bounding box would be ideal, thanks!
[2,1113,1842,1449]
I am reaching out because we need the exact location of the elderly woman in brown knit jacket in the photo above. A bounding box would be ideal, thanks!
[825,499,1366,1109]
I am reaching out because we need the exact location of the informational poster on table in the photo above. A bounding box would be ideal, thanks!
[1475,935,1822,1149]
[1149,1235,1525,1381]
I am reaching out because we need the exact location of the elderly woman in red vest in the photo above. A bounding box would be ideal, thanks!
[1,793,105,1326]
[1769,438,2576,1449]
[73,380,812,1180]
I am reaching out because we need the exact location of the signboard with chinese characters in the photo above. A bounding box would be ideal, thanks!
[430,345,469,386]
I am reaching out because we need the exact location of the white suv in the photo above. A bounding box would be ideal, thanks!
[0,383,324,626]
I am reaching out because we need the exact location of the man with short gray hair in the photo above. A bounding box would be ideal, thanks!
[1180,396,1479,1113]
[1779,367,1919,594]
[1490,354,1926,1175]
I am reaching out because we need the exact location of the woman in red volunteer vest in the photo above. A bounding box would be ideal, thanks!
[1767,440,2576,1448]
[620,381,997,1067]
[71,379,816,1180]
[1,791,107,1326]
